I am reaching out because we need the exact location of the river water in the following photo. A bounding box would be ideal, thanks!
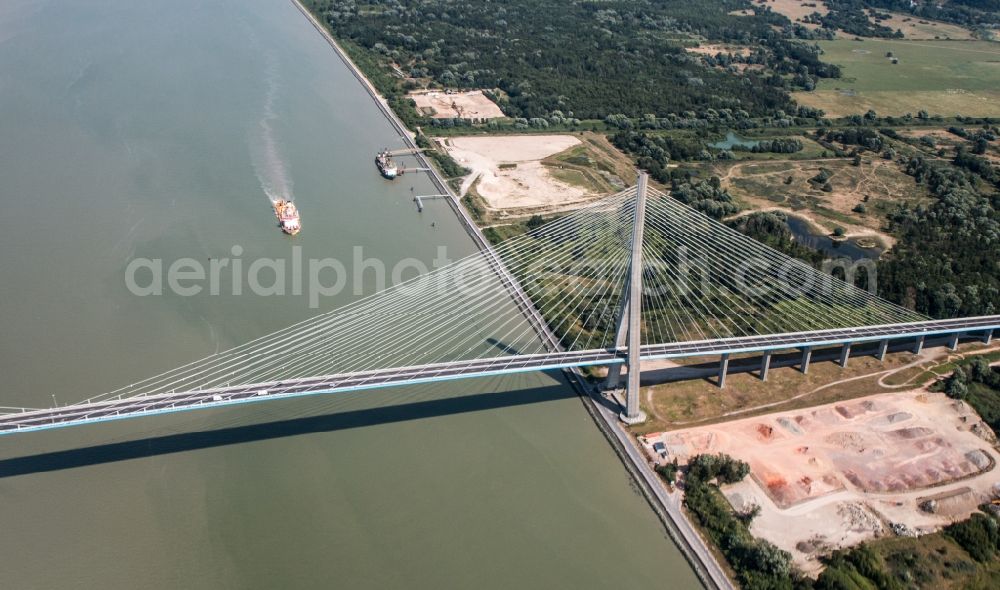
[0,0,701,587]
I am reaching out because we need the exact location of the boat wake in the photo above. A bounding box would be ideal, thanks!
[250,53,293,205]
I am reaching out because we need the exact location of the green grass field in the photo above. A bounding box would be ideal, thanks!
[795,39,1000,117]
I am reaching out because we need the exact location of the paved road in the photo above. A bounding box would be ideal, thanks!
[640,316,999,359]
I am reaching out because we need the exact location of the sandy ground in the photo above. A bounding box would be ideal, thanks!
[897,128,965,144]
[760,1,972,40]
[898,128,958,138]
[874,11,974,40]
[643,390,1000,574]
[408,90,505,120]
[761,0,828,22]
[761,0,829,34]
[716,158,910,246]
[443,135,601,211]
[686,44,751,57]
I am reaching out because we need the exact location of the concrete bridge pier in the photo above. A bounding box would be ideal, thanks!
[839,342,852,367]
[914,334,925,354]
[759,351,772,382]
[949,333,960,351]
[717,353,730,388]
[799,346,813,374]
[876,339,889,361]
[605,308,627,391]
[984,329,994,345]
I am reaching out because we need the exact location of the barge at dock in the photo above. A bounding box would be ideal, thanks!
[375,147,428,179]
[375,148,399,179]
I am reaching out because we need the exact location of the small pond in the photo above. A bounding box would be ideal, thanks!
[709,131,760,150]
[785,215,885,261]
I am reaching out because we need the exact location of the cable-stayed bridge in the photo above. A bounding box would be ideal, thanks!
[3,175,997,435]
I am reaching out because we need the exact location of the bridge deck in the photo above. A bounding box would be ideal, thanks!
[1,316,996,435]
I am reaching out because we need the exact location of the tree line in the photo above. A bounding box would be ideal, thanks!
[879,156,1000,317]
[302,0,848,124]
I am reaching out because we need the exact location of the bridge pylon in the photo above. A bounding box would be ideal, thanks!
[608,172,648,424]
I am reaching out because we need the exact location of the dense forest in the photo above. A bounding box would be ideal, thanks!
[303,0,840,121]
[610,131,708,178]
[671,178,740,219]
[733,138,804,154]
[813,516,1000,590]
[815,127,885,153]
[878,156,1000,317]
[939,355,1000,433]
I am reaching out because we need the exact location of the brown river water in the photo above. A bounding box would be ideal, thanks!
[0,0,702,587]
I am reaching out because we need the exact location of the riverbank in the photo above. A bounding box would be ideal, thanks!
[287,1,728,587]
[585,382,736,590]
[287,0,484,248]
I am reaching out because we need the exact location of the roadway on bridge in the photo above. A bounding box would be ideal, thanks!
[2,316,996,434]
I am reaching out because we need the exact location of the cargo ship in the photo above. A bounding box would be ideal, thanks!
[375,148,399,179]
[273,199,301,235]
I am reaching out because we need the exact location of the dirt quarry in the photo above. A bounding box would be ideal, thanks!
[652,390,1000,573]
[407,90,505,120]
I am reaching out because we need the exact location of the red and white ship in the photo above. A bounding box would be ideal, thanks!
[273,199,301,235]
